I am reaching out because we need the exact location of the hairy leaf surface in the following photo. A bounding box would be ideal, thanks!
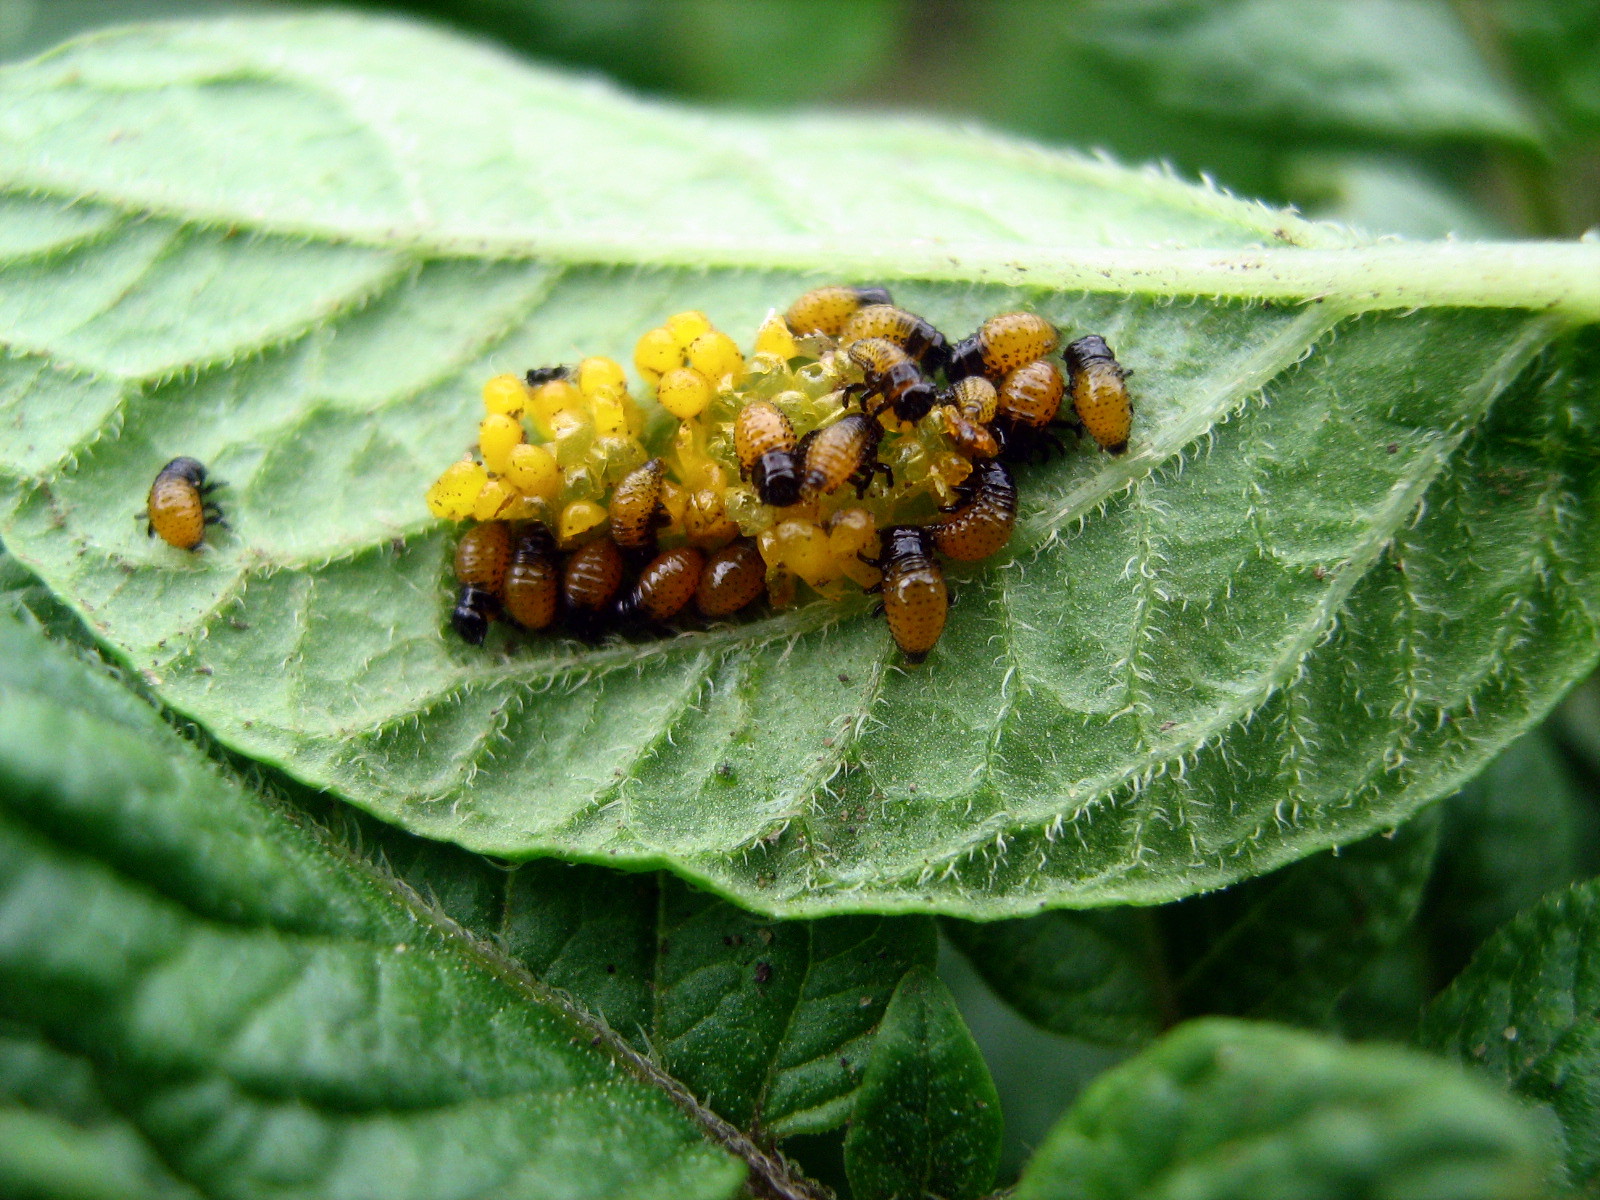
[1015,1018,1555,1200]
[0,609,746,1200]
[0,16,1597,917]
[1422,879,1600,1190]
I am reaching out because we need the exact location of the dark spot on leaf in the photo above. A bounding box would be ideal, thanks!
[605,963,616,974]
[755,961,772,984]
[1387,443,1399,454]
[838,673,851,683]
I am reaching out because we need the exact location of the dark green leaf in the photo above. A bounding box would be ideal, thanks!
[1,17,1598,917]
[1016,1018,1556,1200]
[947,811,1439,1043]
[1422,878,1600,1191]
[1424,728,1599,983]
[942,909,1167,1047]
[1162,804,1441,1024]
[843,965,1002,1200]
[0,610,747,1200]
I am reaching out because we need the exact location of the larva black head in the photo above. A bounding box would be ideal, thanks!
[524,364,575,386]
[883,524,935,564]
[160,456,209,486]
[853,285,894,306]
[451,584,497,645]
[887,379,938,424]
[1064,335,1115,369]
[946,336,985,382]
[513,521,558,560]
[752,450,803,507]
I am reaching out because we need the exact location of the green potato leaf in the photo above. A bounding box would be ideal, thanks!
[1421,878,1600,1191]
[0,15,1598,918]
[842,965,1002,1200]
[1015,1018,1556,1200]
[0,608,752,1200]
[377,842,939,1139]
[946,806,1440,1045]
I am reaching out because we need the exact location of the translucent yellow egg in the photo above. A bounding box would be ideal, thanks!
[472,477,519,522]
[827,507,878,560]
[505,443,560,501]
[765,566,796,610]
[590,435,648,485]
[774,519,835,587]
[657,367,712,419]
[725,484,772,535]
[579,356,627,397]
[684,488,738,549]
[478,413,524,475]
[425,460,488,521]
[634,327,680,384]
[558,499,609,548]
[589,387,631,438]
[500,494,546,522]
[665,310,713,348]
[753,311,799,359]
[687,331,744,384]
[482,373,530,417]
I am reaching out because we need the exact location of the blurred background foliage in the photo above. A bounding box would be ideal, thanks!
[3,0,1597,1183]
[2,0,1596,238]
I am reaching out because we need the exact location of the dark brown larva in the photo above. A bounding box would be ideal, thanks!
[610,458,666,549]
[845,338,938,424]
[144,456,224,551]
[563,537,626,632]
[618,546,706,623]
[502,523,561,630]
[785,284,894,337]
[452,520,513,645]
[867,525,948,663]
[839,304,950,374]
[1065,334,1133,454]
[801,413,888,499]
[695,539,766,617]
[932,459,1017,562]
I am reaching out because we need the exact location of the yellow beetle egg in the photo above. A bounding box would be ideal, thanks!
[558,499,609,548]
[753,312,798,360]
[657,367,712,419]
[634,327,681,383]
[505,443,560,500]
[482,373,529,417]
[478,413,524,475]
[527,379,584,441]
[579,356,627,397]
[501,493,545,522]
[473,477,519,521]
[771,519,834,587]
[426,460,488,521]
[687,331,744,384]
[665,310,713,348]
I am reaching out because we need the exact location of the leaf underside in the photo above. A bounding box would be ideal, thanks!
[1,16,1597,917]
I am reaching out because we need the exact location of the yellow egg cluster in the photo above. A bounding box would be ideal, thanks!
[424,289,1131,660]
[425,356,650,547]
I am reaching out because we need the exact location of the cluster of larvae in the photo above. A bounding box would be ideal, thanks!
[424,286,1131,662]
